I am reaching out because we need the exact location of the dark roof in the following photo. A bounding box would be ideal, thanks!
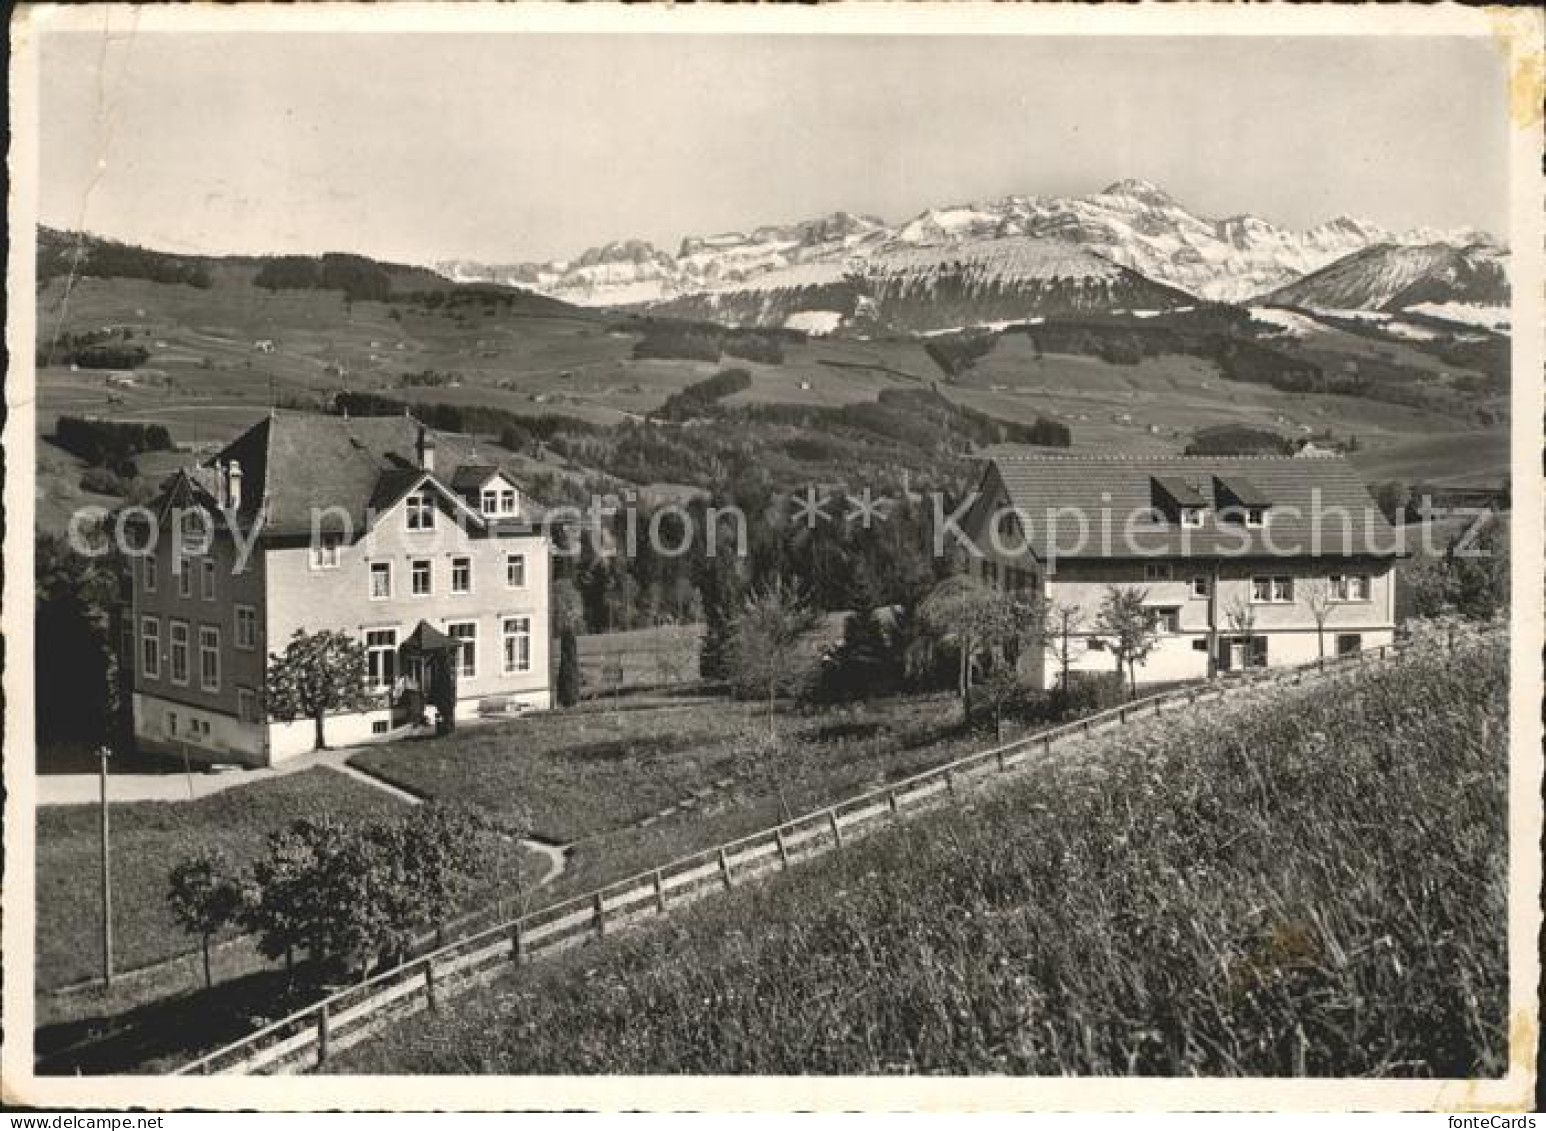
[1153,475,1206,507]
[1214,474,1272,508]
[978,454,1402,560]
[450,464,502,490]
[401,619,459,653]
[193,411,544,537]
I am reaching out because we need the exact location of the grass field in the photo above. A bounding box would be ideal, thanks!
[337,635,1508,1076]
[36,769,408,991]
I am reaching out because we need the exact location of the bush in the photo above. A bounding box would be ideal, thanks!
[80,467,130,496]
[1053,670,1126,719]
[53,416,171,469]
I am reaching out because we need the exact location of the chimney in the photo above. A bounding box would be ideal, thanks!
[227,459,243,511]
[416,426,436,473]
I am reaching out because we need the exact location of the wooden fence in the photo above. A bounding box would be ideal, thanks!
[173,643,1409,1076]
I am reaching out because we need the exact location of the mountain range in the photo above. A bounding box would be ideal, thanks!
[436,179,1505,331]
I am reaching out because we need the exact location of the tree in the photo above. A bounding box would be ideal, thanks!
[726,577,823,740]
[696,557,742,682]
[1408,515,1509,622]
[556,630,582,707]
[1302,578,1336,660]
[244,816,337,974]
[919,574,1040,717]
[167,850,246,989]
[1043,601,1087,705]
[380,804,504,951]
[264,629,371,751]
[36,533,129,750]
[1095,586,1161,697]
[1224,596,1259,671]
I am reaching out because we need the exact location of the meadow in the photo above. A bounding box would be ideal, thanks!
[336,634,1508,1077]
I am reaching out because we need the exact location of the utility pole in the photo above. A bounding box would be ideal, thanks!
[98,744,114,988]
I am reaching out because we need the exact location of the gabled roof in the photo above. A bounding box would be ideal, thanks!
[1153,475,1206,508]
[977,453,1401,560]
[188,411,545,538]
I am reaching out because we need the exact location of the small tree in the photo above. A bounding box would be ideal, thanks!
[245,816,337,975]
[265,629,371,751]
[1224,596,1259,670]
[919,574,1035,716]
[167,849,246,989]
[1043,601,1087,705]
[1095,586,1160,697]
[696,557,742,682]
[387,804,503,948]
[1302,578,1336,660]
[727,577,823,740]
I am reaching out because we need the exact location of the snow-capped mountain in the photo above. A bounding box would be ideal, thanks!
[436,179,1499,326]
[1262,242,1509,315]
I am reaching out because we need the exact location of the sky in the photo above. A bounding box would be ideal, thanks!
[38,30,1511,266]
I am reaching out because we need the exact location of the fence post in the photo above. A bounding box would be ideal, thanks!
[773,828,790,869]
[317,1003,331,1066]
[1043,733,1053,756]
[594,892,607,938]
[718,848,734,889]
[829,809,844,849]
[654,868,668,911]
[1118,706,1127,724]
[996,746,1006,771]
[888,789,899,815]
[511,921,525,965]
[424,959,439,1013]
[945,769,956,798]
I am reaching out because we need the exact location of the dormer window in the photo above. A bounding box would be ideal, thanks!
[406,492,435,531]
[1180,506,1205,528]
[1244,507,1266,528]
[500,489,517,514]
[481,489,498,514]
[1214,476,1271,528]
[480,483,519,516]
[1152,476,1207,526]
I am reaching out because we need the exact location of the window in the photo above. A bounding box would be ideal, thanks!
[237,686,259,724]
[1330,574,1371,602]
[451,557,472,593]
[235,604,258,650]
[311,537,342,570]
[166,710,177,737]
[1252,575,1293,603]
[503,616,532,674]
[1152,607,1181,634]
[1336,633,1364,656]
[365,629,398,690]
[411,558,432,596]
[500,489,517,514]
[370,561,392,600]
[481,489,499,514]
[199,626,220,692]
[179,509,212,555]
[200,558,216,601]
[1190,575,1210,599]
[506,554,526,589]
[140,617,161,680]
[372,719,391,735]
[448,621,477,679]
[1180,506,1205,528]
[178,561,194,599]
[143,556,157,593]
[406,492,435,531]
[1245,507,1266,528]
[169,621,190,685]
[1144,563,1173,582]
[1192,638,1209,652]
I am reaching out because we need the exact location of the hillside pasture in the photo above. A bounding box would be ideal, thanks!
[338,635,1508,1077]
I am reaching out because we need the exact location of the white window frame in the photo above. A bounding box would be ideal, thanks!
[1180,507,1205,528]
[140,616,161,680]
[370,561,392,600]
[506,553,526,589]
[481,489,499,515]
[1190,575,1210,599]
[499,488,517,515]
[1251,575,1294,604]
[1244,507,1267,528]
[177,560,194,599]
[411,558,433,597]
[143,556,157,593]
[451,556,472,594]
[310,537,342,571]
[447,621,477,680]
[503,616,532,674]
[235,604,258,651]
[406,492,435,531]
[1143,563,1173,582]
[1329,573,1372,602]
[199,625,221,693]
[1152,606,1182,635]
[365,628,399,691]
[168,620,190,686]
[200,557,217,601]
[237,686,259,724]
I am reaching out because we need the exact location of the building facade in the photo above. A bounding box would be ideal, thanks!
[962,453,1404,688]
[128,412,556,765]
